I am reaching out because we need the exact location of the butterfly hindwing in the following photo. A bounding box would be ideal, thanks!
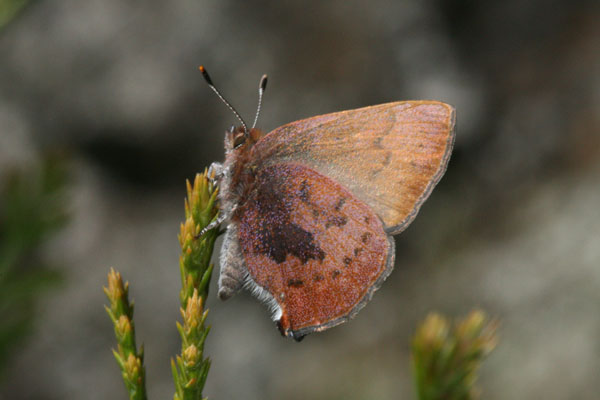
[236,163,394,337]
[251,101,455,234]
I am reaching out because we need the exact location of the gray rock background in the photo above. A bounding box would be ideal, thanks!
[1,0,599,399]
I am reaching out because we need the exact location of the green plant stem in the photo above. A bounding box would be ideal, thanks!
[172,171,220,400]
[411,310,498,400]
[104,269,147,400]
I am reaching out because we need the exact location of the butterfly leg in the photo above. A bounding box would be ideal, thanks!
[207,162,224,184]
[195,212,227,240]
[217,222,247,300]
[195,201,237,239]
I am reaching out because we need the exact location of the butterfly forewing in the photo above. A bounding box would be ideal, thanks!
[237,163,394,337]
[251,101,455,234]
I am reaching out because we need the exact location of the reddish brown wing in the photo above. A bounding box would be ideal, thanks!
[237,163,394,338]
[250,101,455,234]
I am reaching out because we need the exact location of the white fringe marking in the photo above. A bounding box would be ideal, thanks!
[243,274,282,321]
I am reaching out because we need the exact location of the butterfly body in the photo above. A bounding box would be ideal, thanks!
[210,100,455,341]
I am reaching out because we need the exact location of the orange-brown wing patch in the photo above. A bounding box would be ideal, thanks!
[251,101,455,234]
[237,163,394,338]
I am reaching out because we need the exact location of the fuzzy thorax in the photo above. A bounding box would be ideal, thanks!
[216,127,264,222]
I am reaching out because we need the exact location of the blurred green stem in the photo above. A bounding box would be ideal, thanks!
[0,156,66,375]
[0,0,35,30]
[411,310,498,400]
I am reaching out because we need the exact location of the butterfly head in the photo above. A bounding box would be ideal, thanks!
[225,126,264,153]
[220,125,264,211]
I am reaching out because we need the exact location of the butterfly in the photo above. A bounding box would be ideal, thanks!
[198,66,455,341]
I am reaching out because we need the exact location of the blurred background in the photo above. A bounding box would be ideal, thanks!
[1,0,599,399]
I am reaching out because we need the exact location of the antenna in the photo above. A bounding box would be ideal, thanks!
[198,65,248,134]
[251,74,268,129]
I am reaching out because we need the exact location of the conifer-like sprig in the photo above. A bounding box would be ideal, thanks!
[178,171,220,306]
[104,171,219,400]
[104,268,147,400]
[411,310,498,400]
[172,170,220,400]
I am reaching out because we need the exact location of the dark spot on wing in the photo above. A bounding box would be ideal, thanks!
[277,319,305,341]
[325,215,348,229]
[354,247,363,256]
[291,332,305,342]
[334,197,346,211]
[251,166,326,265]
[299,180,310,203]
[343,256,352,266]
[332,270,342,279]
[371,167,383,177]
[373,136,384,149]
[364,216,370,223]
[382,152,391,166]
[260,223,326,264]
[287,279,304,288]
[361,232,372,243]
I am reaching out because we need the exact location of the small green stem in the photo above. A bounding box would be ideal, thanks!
[411,310,498,400]
[173,171,220,400]
[104,269,147,400]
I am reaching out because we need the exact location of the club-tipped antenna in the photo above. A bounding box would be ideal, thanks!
[251,74,268,129]
[198,65,248,134]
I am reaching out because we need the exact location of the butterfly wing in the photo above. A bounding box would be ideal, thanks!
[237,163,394,339]
[251,101,455,234]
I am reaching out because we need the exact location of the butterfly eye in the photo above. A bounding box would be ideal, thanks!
[233,133,246,148]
